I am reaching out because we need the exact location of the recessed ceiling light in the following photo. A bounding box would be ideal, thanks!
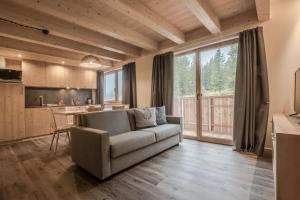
[17,54,22,58]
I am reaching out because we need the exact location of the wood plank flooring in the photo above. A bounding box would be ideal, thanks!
[0,135,274,200]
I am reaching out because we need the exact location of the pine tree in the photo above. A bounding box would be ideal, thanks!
[224,44,238,94]
[174,55,196,97]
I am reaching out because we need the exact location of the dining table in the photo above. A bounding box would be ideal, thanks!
[53,108,113,126]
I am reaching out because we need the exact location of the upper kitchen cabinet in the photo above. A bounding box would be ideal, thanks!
[22,60,46,87]
[64,65,76,88]
[5,59,22,70]
[82,69,97,89]
[45,64,65,88]
[22,60,97,89]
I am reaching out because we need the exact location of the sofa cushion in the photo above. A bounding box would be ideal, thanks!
[142,124,181,141]
[79,110,132,136]
[126,109,136,131]
[156,106,167,125]
[110,131,156,158]
[134,107,157,129]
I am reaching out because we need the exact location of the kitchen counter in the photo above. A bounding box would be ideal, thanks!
[25,104,101,108]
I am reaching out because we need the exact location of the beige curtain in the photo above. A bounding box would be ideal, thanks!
[233,27,269,156]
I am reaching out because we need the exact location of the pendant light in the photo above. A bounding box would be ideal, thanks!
[80,55,102,69]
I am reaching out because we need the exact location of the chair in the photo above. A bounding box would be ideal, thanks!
[49,108,72,153]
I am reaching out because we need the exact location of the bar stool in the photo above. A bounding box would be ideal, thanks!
[49,108,72,153]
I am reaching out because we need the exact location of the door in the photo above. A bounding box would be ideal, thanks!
[173,52,198,138]
[199,43,238,144]
[173,41,238,144]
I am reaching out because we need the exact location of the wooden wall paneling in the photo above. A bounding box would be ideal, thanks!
[0,83,25,141]
[22,60,47,87]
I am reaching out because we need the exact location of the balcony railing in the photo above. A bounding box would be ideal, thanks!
[173,95,234,139]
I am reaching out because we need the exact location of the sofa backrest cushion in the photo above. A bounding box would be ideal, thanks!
[126,109,136,131]
[79,110,132,136]
[134,107,157,129]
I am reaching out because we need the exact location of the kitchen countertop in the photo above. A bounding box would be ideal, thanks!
[25,104,101,108]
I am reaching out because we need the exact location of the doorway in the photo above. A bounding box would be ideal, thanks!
[173,41,238,144]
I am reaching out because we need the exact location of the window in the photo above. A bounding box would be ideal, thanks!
[117,70,122,101]
[104,69,123,102]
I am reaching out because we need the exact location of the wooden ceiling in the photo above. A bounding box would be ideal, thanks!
[0,0,269,69]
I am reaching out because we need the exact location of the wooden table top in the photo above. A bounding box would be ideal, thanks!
[54,108,113,115]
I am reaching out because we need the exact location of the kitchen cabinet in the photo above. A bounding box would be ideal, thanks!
[22,60,97,89]
[25,107,79,138]
[25,108,52,137]
[22,60,46,86]
[75,69,97,89]
[64,66,76,88]
[5,59,22,70]
[46,64,65,88]
[0,83,25,141]
[84,69,97,89]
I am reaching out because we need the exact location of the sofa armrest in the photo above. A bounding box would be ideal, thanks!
[166,115,183,142]
[71,126,111,180]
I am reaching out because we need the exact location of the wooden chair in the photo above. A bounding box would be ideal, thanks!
[49,108,72,153]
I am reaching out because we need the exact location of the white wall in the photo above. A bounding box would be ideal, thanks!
[263,0,300,148]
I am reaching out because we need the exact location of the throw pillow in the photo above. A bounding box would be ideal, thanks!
[126,109,136,131]
[134,107,157,129]
[156,106,167,125]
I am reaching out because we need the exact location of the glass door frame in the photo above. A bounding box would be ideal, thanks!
[176,39,238,145]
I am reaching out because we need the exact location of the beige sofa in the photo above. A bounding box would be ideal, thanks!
[71,109,182,180]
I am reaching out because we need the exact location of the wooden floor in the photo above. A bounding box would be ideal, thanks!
[0,135,274,200]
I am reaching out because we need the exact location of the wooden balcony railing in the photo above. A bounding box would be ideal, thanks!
[173,95,234,138]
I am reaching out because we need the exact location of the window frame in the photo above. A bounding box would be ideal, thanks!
[104,69,122,103]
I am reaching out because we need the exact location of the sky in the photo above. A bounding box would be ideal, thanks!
[180,44,234,67]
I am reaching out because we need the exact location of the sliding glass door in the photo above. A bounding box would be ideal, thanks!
[173,41,238,144]
[200,43,237,144]
[173,52,197,137]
